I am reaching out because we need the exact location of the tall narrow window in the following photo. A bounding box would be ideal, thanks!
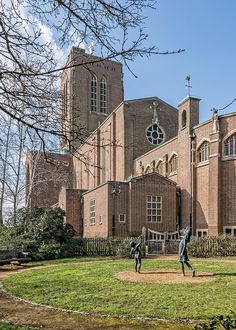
[224,133,236,157]
[182,110,187,128]
[62,81,68,135]
[91,75,97,112]
[198,141,209,163]
[144,165,151,174]
[100,77,107,114]
[155,160,163,175]
[90,199,96,225]
[169,154,178,173]
[100,140,106,184]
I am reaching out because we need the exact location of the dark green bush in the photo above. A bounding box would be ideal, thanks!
[59,240,83,258]
[6,207,75,244]
[29,238,119,261]
[194,315,236,329]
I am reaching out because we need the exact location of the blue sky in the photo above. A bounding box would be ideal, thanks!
[124,1,236,122]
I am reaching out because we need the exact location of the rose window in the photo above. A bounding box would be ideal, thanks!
[146,124,165,146]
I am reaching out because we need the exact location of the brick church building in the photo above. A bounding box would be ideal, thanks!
[26,47,236,239]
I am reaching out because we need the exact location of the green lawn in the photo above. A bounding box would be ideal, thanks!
[0,322,38,330]
[3,258,236,320]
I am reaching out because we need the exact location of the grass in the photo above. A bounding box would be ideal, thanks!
[27,255,114,266]
[0,322,39,330]
[3,258,236,320]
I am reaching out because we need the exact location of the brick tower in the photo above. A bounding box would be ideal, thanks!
[177,96,200,231]
[60,47,124,150]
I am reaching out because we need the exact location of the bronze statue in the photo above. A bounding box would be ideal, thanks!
[130,236,142,273]
[178,227,195,277]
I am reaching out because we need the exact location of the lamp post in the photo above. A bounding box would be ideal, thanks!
[111,184,121,237]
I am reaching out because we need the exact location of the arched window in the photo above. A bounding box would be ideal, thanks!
[144,165,152,174]
[198,141,209,163]
[100,77,107,114]
[182,110,187,128]
[155,160,163,175]
[91,75,97,112]
[224,133,236,157]
[169,154,178,173]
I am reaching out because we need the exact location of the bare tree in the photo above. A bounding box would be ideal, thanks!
[0,0,184,155]
[0,1,184,222]
[0,115,12,225]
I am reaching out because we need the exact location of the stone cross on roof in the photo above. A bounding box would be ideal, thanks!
[185,75,192,96]
[150,101,161,125]
[88,41,94,54]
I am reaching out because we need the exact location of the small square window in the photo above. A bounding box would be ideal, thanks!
[197,230,208,238]
[225,228,232,235]
[119,214,126,223]
[223,227,236,237]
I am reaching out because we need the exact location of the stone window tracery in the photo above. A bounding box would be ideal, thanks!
[146,124,165,146]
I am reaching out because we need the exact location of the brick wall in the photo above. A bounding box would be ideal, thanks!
[58,188,86,236]
[82,173,176,238]
[128,174,177,236]
[83,183,109,238]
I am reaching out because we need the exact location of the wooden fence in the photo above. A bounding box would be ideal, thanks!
[77,238,121,256]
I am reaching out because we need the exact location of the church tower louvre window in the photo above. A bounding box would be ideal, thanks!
[100,77,107,114]
[91,75,97,112]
